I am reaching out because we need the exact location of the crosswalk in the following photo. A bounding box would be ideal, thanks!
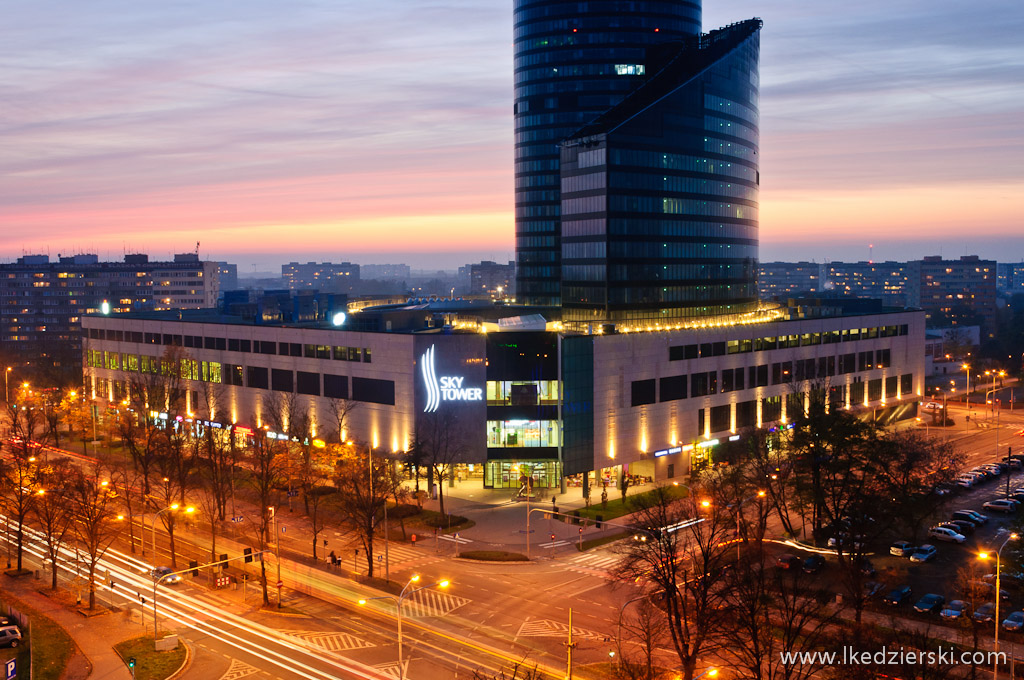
[284,630,376,652]
[539,540,571,549]
[373,661,408,679]
[516,617,605,640]
[437,534,473,544]
[349,543,442,573]
[564,552,621,577]
[218,659,260,680]
[401,589,471,618]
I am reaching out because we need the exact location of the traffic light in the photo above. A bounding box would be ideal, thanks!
[128,657,136,669]
[550,533,555,542]
[244,548,253,563]
[189,560,199,577]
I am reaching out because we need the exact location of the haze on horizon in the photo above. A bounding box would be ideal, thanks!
[2,0,1022,269]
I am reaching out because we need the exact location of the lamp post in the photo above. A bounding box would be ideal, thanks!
[963,363,971,409]
[4,367,10,403]
[359,575,450,680]
[694,669,719,679]
[980,533,1019,680]
[364,442,390,580]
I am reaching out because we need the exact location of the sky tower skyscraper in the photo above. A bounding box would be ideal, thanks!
[513,1,703,307]
[513,2,761,325]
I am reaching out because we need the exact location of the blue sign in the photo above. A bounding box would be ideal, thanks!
[287,490,299,497]
[231,516,245,523]
[280,526,286,533]
[6,658,16,680]
[653,446,682,458]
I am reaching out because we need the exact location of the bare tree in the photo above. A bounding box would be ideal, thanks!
[613,487,733,680]
[1,392,44,572]
[67,464,123,610]
[326,397,359,444]
[33,459,75,589]
[471,662,544,680]
[334,442,394,579]
[613,598,670,680]
[414,411,468,517]
[245,425,289,606]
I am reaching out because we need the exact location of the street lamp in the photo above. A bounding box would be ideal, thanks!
[962,363,971,408]
[358,574,451,680]
[4,367,10,403]
[694,669,719,679]
[979,532,1019,680]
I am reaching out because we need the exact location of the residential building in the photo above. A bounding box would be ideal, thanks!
[282,261,360,295]
[216,262,238,292]
[361,264,411,281]
[825,261,909,307]
[906,256,997,333]
[759,262,822,299]
[0,253,218,380]
[469,261,515,298]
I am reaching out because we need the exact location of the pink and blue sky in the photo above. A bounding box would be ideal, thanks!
[2,0,1022,270]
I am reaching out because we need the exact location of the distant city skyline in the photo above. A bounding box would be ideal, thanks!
[3,0,1022,265]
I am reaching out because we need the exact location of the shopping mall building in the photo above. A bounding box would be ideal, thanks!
[82,299,925,495]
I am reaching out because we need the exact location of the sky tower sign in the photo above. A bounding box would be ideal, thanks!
[420,344,483,412]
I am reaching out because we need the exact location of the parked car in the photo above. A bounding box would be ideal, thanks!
[984,499,1018,514]
[858,558,877,577]
[937,522,970,536]
[947,520,975,536]
[974,602,998,623]
[981,464,1005,475]
[957,476,979,488]
[1005,458,1023,470]
[863,580,885,599]
[940,600,970,620]
[952,510,987,526]
[884,585,913,606]
[776,554,801,571]
[927,526,966,544]
[827,533,866,550]
[968,581,1010,601]
[890,541,916,557]
[802,555,826,574]
[1003,611,1024,631]
[914,593,945,614]
[151,566,182,584]
[923,402,943,410]
[910,544,938,563]
[0,624,20,649]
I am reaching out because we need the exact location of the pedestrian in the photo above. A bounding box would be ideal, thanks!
[329,550,336,567]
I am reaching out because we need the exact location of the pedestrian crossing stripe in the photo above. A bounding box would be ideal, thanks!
[219,659,260,680]
[373,661,408,679]
[569,554,620,568]
[516,618,604,640]
[540,540,570,548]
[437,535,473,544]
[285,630,376,652]
[401,590,471,618]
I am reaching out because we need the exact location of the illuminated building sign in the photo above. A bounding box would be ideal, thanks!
[421,345,483,412]
[653,446,682,458]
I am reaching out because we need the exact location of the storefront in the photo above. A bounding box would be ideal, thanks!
[484,460,561,490]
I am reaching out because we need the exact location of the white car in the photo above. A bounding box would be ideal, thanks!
[957,475,981,488]
[923,402,943,410]
[928,526,966,543]
[983,499,1019,514]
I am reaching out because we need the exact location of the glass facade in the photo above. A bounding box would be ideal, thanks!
[513,0,702,306]
[487,419,562,447]
[485,460,561,489]
[560,19,762,326]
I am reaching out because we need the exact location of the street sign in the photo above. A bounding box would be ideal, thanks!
[287,490,299,497]
[5,658,15,680]
[280,526,286,534]
[231,515,244,523]
[276,580,284,588]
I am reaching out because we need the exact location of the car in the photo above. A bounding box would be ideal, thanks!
[863,580,885,599]
[952,510,987,526]
[984,499,1018,514]
[947,520,975,536]
[776,554,801,571]
[827,533,867,550]
[890,541,916,557]
[927,526,966,543]
[1004,458,1023,470]
[982,464,1005,475]
[858,558,877,577]
[969,467,993,479]
[802,555,826,574]
[923,402,943,410]
[0,624,20,648]
[1003,611,1024,631]
[151,566,182,584]
[957,475,981,488]
[914,593,945,614]
[883,585,913,606]
[967,581,1010,601]
[940,600,970,620]
[910,544,938,562]
[937,522,969,535]
[973,602,998,623]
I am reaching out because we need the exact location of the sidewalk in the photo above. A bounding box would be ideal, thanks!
[1,574,133,680]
